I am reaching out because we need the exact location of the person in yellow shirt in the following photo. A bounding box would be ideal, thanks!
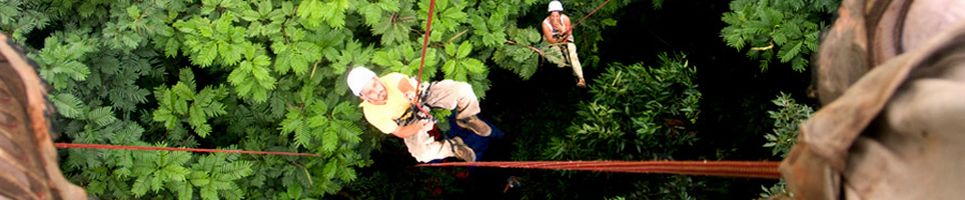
[346,66,491,162]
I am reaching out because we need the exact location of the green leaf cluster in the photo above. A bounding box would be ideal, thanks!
[721,0,838,71]
[762,93,813,157]
[523,54,719,200]
[442,41,488,96]
[545,53,701,161]
[153,69,229,138]
[579,54,703,198]
[494,27,542,79]
[757,93,813,199]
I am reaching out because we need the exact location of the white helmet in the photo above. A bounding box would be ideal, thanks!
[346,66,377,96]
[548,1,563,12]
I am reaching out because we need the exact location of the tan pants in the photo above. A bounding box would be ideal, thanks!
[403,125,455,162]
[402,80,480,162]
[421,80,481,120]
[551,42,584,80]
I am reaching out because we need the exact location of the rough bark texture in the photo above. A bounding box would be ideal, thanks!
[787,1,965,198]
[0,33,86,200]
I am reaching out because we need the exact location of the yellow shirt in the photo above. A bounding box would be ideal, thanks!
[360,73,415,134]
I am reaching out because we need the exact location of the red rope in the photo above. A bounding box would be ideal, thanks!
[54,143,319,157]
[416,0,436,86]
[419,161,782,179]
[412,0,437,118]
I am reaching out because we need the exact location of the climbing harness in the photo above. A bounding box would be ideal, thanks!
[395,81,436,126]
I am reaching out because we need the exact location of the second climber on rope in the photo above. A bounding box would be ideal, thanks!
[346,66,492,162]
[541,0,586,88]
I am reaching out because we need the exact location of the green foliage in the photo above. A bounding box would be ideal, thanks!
[758,93,813,199]
[720,0,839,71]
[187,153,254,200]
[759,181,790,199]
[342,167,465,199]
[607,196,627,200]
[545,53,701,161]
[540,43,570,69]
[128,148,192,198]
[763,93,813,157]
[494,27,542,79]
[442,41,489,97]
[623,176,702,200]
[153,69,229,138]
[526,54,711,199]
[0,0,61,40]
[32,34,95,90]
[296,0,349,28]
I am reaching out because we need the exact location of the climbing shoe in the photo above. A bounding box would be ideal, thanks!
[450,137,476,162]
[456,116,491,137]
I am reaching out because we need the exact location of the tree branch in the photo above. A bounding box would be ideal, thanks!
[751,42,774,51]
[446,29,469,44]
[505,40,544,57]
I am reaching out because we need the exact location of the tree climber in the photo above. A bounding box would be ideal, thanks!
[346,66,492,162]
[541,0,586,88]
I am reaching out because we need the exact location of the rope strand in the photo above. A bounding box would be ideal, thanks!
[412,0,437,119]
[419,161,782,179]
[54,143,319,157]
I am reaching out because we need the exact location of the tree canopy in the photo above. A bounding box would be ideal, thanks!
[0,0,834,199]
[1,0,634,198]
